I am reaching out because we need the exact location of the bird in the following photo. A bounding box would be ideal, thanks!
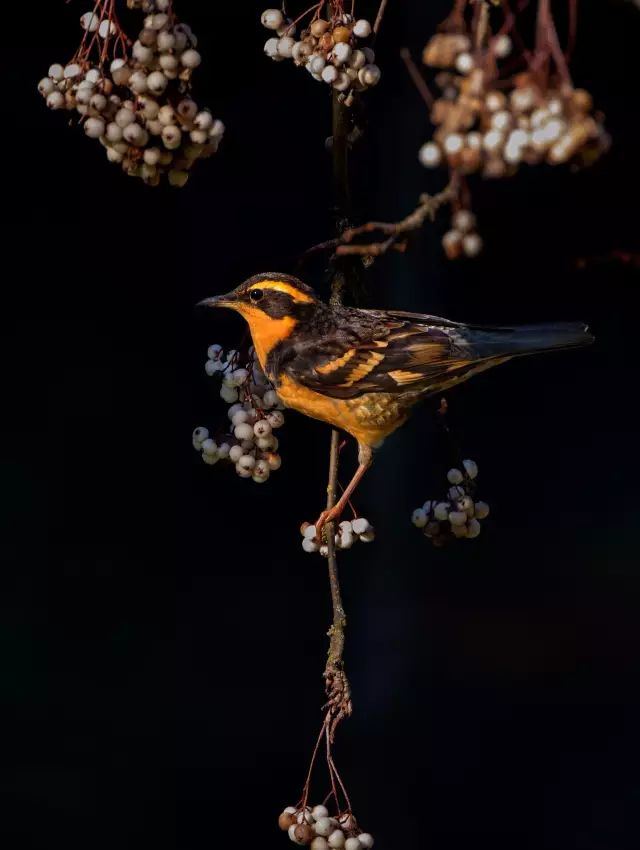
[199,272,593,535]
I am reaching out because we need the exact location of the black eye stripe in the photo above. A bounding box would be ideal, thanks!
[249,289,264,303]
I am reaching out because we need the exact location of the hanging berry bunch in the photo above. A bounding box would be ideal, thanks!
[38,0,224,186]
[300,516,375,556]
[261,2,381,103]
[278,804,374,849]
[414,0,608,258]
[192,345,285,483]
[411,459,490,546]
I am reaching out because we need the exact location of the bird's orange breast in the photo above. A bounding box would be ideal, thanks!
[276,374,410,447]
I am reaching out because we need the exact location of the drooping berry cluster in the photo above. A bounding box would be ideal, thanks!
[411,459,490,546]
[261,6,381,101]
[278,804,374,849]
[38,0,223,186]
[300,517,375,556]
[192,345,285,482]
[420,32,606,178]
[441,208,483,260]
[414,1,608,260]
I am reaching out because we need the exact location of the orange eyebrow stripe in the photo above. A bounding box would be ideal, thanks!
[247,280,314,303]
[342,351,385,385]
[316,348,357,375]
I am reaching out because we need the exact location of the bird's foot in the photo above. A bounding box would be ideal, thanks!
[314,507,343,542]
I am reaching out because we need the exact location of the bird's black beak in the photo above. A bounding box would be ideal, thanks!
[196,291,239,309]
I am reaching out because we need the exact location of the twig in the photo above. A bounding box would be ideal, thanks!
[400,47,434,109]
[335,179,458,259]
[373,0,390,36]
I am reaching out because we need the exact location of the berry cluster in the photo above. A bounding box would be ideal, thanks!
[441,208,483,260]
[278,805,374,849]
[415,2,608,261]
[420,32,606,179]
[261,7,381,101]
[192,345,285,482]
[38,0,223,186]
[300,517,375,556]
[411,459,490,546]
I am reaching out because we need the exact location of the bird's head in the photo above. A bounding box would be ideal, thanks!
[198,273,321,367]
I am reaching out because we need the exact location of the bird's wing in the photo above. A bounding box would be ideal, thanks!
[279,312,494,399]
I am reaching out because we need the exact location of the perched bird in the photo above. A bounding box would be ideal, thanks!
[200,273,592,533]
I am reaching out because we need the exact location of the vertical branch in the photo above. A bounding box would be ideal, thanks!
[324,429,345,672]
[323,92,355,735]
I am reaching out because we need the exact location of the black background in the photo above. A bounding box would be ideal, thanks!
[2,1,640,848]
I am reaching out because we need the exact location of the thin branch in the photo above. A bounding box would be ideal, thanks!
[400,47,434,109]
[321,92,354,744]
[373,0,390,36]
[566,0,577,60]
[335,179,458,259]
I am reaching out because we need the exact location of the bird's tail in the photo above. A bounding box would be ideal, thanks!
[469,321,594,360]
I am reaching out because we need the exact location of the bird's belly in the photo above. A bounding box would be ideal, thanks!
[276,375,407,446]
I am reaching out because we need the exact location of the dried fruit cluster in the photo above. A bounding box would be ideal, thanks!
[414,0,608,259]
[441,208,483,260]
[300,517,375,556]
[420,30,606,178]
[261,6,381,101]
[38,0,223,186]
[279,805,374,849]
[411,459,490,546]
[192,345,285,482]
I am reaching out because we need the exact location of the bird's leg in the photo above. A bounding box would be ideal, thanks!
[315,444,373,541]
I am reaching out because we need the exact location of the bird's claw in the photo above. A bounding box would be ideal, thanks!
[315,508,341,543]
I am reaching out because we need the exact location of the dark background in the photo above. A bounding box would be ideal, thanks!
[2,0,640,848]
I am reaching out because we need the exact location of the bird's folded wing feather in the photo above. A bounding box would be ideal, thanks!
[280,314,490,399]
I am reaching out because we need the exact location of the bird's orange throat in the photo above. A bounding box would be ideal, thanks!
[226,303,298,370]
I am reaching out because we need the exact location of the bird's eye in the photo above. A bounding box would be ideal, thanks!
[249,289,264,303]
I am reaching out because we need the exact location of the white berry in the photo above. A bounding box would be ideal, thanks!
[455,52,474,74]
[449,510,467,527]
[48,63,64,81]
[452,210,476,233]
[359,64,381,86]
[434,502,450,521]
[352,517,370,535]
[181,49,202,69]
[254,420,272,438]
[462,459,478,479]
[467,518,482,538]
[474,501,490,520]
[147,71,168,95]
[353,19,372,38]
[84,117,105,139]
[493,34,512,58]
[419,142,442,168]
[412,508,428,528]
[261,8,284,30]
[46,91,65,110]
[162,125,182,150]
[463,233,483,257]
[234,423,254,442]
[201,439,218,456]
